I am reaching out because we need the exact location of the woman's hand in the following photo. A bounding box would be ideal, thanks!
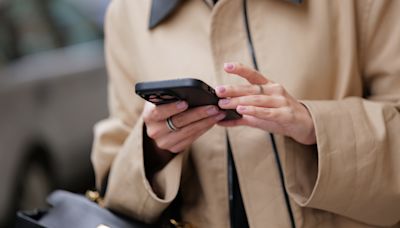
[143,101,226,153]
[142,102,225,177]
[216,63,316,145]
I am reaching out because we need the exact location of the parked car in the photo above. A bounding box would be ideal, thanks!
[0,0,108,226]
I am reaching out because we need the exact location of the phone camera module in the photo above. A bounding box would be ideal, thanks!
[159,94,176,100]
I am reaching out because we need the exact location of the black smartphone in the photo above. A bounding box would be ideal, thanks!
[135,78,242,121]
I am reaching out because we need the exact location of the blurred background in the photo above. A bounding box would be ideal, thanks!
[0,0,110,226]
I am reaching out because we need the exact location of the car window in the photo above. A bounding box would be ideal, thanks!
[0,0,102,66]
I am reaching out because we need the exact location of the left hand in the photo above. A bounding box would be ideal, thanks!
[216,62,316,145]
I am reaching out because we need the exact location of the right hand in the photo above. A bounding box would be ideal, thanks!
[143,101,226,153]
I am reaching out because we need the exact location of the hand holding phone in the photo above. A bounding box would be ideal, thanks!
[135,78,242,121]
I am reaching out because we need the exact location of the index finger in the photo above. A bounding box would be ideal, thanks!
[143,101,188,122]
[224,62,269,85]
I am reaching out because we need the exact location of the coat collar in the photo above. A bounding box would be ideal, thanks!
[149,0,303,29]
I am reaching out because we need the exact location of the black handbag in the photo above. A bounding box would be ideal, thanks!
[15,190,188,228]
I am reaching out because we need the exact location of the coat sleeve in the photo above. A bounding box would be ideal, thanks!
[91,0,184,223]
[283,1,400,226]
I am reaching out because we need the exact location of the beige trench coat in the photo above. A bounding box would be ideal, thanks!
[91,0,400,227]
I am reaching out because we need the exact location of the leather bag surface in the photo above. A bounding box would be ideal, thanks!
[15,190,155,228]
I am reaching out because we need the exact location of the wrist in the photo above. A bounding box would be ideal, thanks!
[143,126,175,180]
[299,102,316,145]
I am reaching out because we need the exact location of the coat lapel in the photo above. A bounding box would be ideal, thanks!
[149,0,303,29]
[149,0,183,29]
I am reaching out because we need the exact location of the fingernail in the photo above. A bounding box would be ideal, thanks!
[176,101,187,109]
[207,106,218,115]
[215,113,226,121]
[216,86,225,93]
[237,106,246,111]
[219,99,230,105]
[224,63,235,71]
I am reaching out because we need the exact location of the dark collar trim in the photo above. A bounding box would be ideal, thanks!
[288,0,303,4]
[149,0,303,29]
[149,0,182,29]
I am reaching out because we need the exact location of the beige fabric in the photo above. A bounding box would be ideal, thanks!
[91,0,400,227]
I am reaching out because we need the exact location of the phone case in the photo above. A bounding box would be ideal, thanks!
[135,78,241,120]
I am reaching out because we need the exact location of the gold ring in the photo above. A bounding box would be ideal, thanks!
[166,117,179,132]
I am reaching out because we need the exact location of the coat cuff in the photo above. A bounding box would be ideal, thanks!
[104,117,184,223]
[284,99,363,210]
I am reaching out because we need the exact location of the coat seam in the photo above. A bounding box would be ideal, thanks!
[360,0,374,75]
[290,137,303,228]
[341,101,358,214]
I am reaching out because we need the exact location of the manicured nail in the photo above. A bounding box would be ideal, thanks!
[237,106,246,111]
[176,101,187,109]
[207,106,218,115]
[224,63,235,71]
[215,113,226,121]
[219,99,230,105]
[216,86,226,93]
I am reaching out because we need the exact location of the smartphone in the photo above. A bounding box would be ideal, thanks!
[135,78,242,120]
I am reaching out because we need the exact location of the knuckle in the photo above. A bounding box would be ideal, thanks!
[245,106,255,114]
[198,110,210,120]
[286,108,296,121]
[225,85,234,92]
[232,86,241,95]
[200,106,212,116]
[241,85,250,93]
[143,110,154,123]
[276,96,288,106]
[231,99,238,108]
[171,114,183,127]
[143,114,151,122]
[267,110,278,119]
[156,140,169,150]
[146,127,160,139]
[253,107,262,116]
[250,85,259,94]
[257,109,267,118]
[253,95,263,104]
[150,108,162,121]
[262,108,272,118]
[146,128,155,138]
[273,83,285,95]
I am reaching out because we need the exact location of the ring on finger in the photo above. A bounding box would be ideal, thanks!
[258,85,264,94]
[166,117,180,132]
